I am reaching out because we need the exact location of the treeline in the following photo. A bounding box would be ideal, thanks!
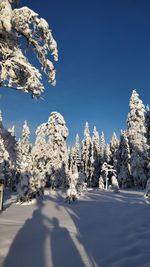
[0,90,150,202]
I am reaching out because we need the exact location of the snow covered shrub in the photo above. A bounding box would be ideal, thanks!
[0,0,58,97]
[66,183,78,203]
[110,175,120,193]
[99,176,105,190]
[75,172,87,196]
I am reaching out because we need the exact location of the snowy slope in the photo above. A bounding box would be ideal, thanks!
[0,189,150,267]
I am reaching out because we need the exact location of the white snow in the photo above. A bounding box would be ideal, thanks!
[0,189,150,267]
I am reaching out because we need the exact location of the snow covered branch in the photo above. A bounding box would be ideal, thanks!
[0,0,58,97]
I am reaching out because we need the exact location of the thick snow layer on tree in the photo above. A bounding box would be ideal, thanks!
[0,0,58,97]
[0,189,150,267]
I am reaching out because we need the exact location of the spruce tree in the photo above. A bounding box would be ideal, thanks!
[46,112,69,188]
[117,130,132,188]
[99,131,105,166]
[110,132,119,169]
[73,134,81,172]
[104,143,112,164]
[91,126,100,186]
[127,90,148,188]
[81,122,92,186]
[16,121,32,201]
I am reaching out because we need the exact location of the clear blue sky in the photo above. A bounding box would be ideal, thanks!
[1,0,150,144]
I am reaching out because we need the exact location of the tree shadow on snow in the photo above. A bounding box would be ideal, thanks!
[44,189,150,267]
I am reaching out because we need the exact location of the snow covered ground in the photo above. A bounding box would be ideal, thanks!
[0,189,150,267]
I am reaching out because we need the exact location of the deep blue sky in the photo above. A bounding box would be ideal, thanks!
[1,0,150,144]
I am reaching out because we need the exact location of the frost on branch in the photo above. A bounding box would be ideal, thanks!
[0,0,58,97]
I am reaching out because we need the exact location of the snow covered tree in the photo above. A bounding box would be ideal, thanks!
[16,121,32,201]
[110,132,119,169]
[66,170,87,202]
[31,123,47,196]
[101,162,116,190]
[145,105,150,157]
[0,111,17,189]
[104,143,112,164]
[99,176,105,190]
[46,112,69,188]
[0,137,9,185]
[99,131,105,166]
[91,126,100,186]
[127,90,149,188]
[0,0,58,97]
[117,130,132,188]
[110,174,120,193]
[69,134,81,175]
[73,134,81,172]
[81,122,92,186]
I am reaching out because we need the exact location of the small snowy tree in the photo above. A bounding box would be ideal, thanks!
[110,132,119,169]
[127,90,149,188]
[91,126,100,186]
[81,122,92,186]
[0,138,9,184]
[99,131,105,166]
[110,174,120,193]
[145,105,150,158]
[31,123,47,196]
[66,183,78,203]
[104,143,112,164]
[99,176,105,190]
[69,134,81,175]
[101,162,116,190]
[0,111,17,189]
[0,0,58,97]
[117,131,132,188]
[16,121,32,201]
[73,134,81,172]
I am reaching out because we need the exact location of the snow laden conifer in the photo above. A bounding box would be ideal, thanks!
[110,132,119,169]
[46,112,69,188]
[0,111,17,189]
[81,122,92,186]
[31,123,47,196]
[0,137,9,184]
[104,143,112,164]
[16,121,32,201]
[117,131,132,188]
[145,105,150,157]
[69,134,81,175]
[73,134,81,172]
[68,147,78,175]
[99,131,105,166]
[91,126,100,186]
[127,90,149,188]
[0,0,58,97]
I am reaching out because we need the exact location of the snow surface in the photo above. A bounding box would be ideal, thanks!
[0,189,150,267]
